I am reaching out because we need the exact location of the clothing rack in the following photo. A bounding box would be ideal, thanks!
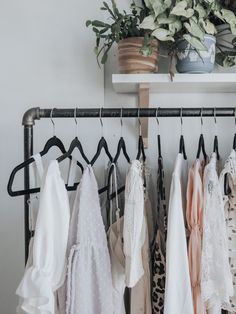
[21,106,236,262]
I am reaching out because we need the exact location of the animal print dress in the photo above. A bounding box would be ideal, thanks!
[152,155,167,313]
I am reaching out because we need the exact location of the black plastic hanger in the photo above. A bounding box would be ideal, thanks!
[136,108,146,162]
[90,108,113,166]
[212,108,220,160]
[233,109,236,151]
[196,108,208,161]
[8,109,83,196]
[155,108,162,159]
[112,107,130,164]
[233,134,236,150]
[57,108,89,167]
[101,109,130,200]
[224,108,236,195]
[178,108,187,160]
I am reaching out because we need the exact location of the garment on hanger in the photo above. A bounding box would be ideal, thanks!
[152,154,167,314]
[220,149,236,312]
[130,164,152,314]
[17,153,44,314]
[100,161,124,231]
[16,160,70,314]
[186,159,206,314]
[143,165,154,244]
[65,165,113,314]
[123,160,145,288]
[56,156,82,314]
[201,153,233,313]
[164,153,194,314]
[107,163,126,314]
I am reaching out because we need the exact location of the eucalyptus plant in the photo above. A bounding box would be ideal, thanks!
[140,0,236,65]
[86,0,154,66]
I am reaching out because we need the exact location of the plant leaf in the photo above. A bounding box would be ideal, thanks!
[169,20,182,34]
[171,0,194,18]
[152,28,174,41]
[147,0,172,17]
[199,18,216,35]
[156,13,177,24]
[86,20,92,27]
[194,4,207,19]
[216,52,236,67]
[184,18,205,40]
[101,52,108,64]
[92,20,109,28]
[140,15,157,30]
[183,34,207,51]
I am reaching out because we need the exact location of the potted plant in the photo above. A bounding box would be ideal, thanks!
[140,0,236,73]
[86,0,159,73]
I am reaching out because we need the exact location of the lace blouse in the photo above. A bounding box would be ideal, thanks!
[201,153,233,312]
[220,150,236,312]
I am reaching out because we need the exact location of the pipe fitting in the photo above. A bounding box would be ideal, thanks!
[22,107,40,126]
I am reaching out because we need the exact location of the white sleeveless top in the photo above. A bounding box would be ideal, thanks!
[164,153,194,314]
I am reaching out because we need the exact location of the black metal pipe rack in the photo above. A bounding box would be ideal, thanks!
[20,106,236,262]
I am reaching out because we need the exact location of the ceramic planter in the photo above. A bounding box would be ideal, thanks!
[176,34,216,73]
[118,37,159,74]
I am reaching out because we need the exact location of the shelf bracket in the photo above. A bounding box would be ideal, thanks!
[138,83,149,148]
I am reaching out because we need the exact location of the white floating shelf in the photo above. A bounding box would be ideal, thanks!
[112,73,236,93]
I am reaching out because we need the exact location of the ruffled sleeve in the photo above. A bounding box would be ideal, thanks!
[16,161,70,314]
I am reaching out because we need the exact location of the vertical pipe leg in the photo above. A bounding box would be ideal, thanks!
[24,125,33,264]
[138,83,150,148]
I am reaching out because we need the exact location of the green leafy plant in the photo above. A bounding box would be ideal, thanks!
[86,0,154,66]
[140,0,236,66]
[214,0,236,67]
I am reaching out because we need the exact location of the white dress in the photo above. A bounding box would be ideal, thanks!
[201,153,233,313]
[65,165,113,314]
[16,160,70,314]
[123,160,145,288]
[164,153,194,314]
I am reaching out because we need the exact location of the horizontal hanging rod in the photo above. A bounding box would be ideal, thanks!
[22,107,236,126]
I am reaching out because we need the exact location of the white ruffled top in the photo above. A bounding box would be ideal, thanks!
[16,160,70,314]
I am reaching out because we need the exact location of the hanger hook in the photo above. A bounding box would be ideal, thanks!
[156,107,160,126]
[138,107,141,136]
[120,107,123,137]
[214,107,217,124]
[180,107,183,135]
[74,107,79,137]
[200,107,204,133]
[50,108,56,137]
[100,107,104,137]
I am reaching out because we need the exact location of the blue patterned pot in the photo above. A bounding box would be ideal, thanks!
[176,35,216,73]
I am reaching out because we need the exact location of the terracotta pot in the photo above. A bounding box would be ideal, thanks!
[118,37,159,74]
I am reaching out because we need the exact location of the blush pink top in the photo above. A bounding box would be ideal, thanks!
[186,159,206,314]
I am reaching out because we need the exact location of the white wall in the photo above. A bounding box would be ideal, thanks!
[0,1,104,313]
[1,0,236,313]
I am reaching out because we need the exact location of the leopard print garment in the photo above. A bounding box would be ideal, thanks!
[152,155,167,314]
